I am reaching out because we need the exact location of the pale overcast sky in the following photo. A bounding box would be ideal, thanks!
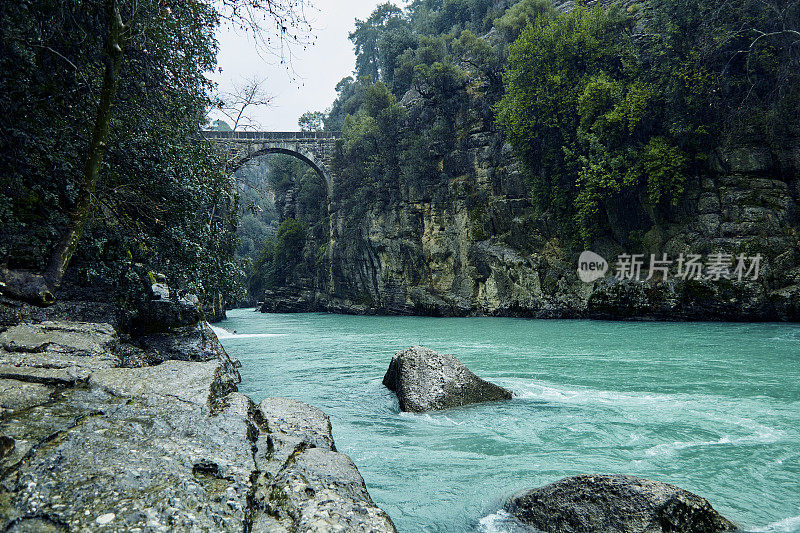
[208,0,389,131]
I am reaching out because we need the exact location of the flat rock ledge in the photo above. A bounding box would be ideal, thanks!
[0,317,395,532]
[383,345,512,412]
[505,474,737,533]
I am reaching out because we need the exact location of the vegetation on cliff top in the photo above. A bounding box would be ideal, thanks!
[318,0,799,244]
[498,0,799,242]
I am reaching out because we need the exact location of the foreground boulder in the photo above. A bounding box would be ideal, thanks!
[1,311,395,531]
[382,346,512,412]
[505,474,737,533]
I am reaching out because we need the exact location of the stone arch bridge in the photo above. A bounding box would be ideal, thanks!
[203,130,340,195]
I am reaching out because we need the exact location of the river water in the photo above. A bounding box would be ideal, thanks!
[214,309,800,532]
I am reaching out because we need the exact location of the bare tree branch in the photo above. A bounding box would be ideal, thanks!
[217,75,274,131]
[215,0,317,72]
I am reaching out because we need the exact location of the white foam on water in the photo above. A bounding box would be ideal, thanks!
[508,378,784,460]
[477,510,524,533]
[750,515,800,532]
[208,324,285,340]
[509,379,681,407]
[398,411,464,426]
[507,379,780,424]
[644,426,783,457]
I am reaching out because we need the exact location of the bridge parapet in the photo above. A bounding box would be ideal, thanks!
[202,130,340,141]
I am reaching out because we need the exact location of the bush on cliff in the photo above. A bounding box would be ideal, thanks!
[496,0,799,243]
[249,219,308,296]
[322,0,798,249]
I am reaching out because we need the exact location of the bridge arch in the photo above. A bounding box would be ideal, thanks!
[204,131,340,197]
[229,145,332,195]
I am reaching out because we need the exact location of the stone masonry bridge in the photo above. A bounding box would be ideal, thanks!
[203,130,340,195]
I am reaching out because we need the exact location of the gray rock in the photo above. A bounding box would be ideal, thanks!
[0,321,116,355]
[383,346,512,412]
[0,384,257,532]
[505,474,737,533]
[263,447,396,533]
[258,397,336,451]
[130,285,200,334]
[0,321,120,387]
[88,359,237,410]
[0,364,94,386]
[0,316,395,532]
[0,379,53,415]
[252,398,397,533]
[5,517,64,532]
[134,322,240,385]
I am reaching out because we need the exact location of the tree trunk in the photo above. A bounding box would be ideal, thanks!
[0,268,54,306]
[43,0,127,287]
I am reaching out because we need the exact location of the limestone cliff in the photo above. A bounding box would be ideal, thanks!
[262,114,800,320]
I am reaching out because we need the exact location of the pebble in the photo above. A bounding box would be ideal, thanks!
[96,512,116,525]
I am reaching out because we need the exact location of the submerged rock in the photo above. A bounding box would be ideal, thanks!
[382,345,512,412]
[505,474,737,533]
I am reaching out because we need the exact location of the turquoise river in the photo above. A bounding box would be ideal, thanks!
[214,309,800,533]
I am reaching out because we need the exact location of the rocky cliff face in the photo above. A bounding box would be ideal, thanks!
[0,291,396,532]
[263,116,800,320]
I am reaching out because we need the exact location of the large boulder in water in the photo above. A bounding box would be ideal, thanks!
[505,474,737,533]
[382,346,512,412]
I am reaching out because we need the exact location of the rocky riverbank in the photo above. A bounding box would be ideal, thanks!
[0,290,395,532]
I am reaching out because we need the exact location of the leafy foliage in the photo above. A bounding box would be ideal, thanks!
[493,0,554,43]
[330,0,512,215]
[496,0,799,243]
[0,0,314,313]
[298,111,325,131]
[248,218,308,296]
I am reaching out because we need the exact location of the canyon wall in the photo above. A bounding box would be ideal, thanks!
[264,107,800,320]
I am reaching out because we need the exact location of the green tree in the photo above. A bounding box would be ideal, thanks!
[273,218,308,283]
[0,0,312,310]
[493,0,555,43]
[248,218,308,295]
[350,3,407,82]
[298,111,326,131]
